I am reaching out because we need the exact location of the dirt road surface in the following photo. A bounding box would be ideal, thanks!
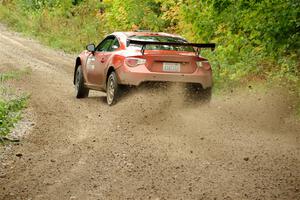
[0,24,299,200]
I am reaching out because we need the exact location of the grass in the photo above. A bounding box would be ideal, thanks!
[0,69,30,141]
[0,4,104,53]
[0,68,31,82]
[0,96,28,138]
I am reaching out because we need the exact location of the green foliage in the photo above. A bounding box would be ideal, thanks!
[16,0,61,11]
[0,96,28,137]
[0,68,31,82]
[102,0,164,31]
[178,0,299,86]
[0,70,29,138]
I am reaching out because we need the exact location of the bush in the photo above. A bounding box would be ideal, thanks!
[0,96,28,137]
[0,69,30,138]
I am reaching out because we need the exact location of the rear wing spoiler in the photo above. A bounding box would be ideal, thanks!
[127,39,216,55]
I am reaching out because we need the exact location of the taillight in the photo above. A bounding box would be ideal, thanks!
[125,58,146,67]
[196,61,211,70]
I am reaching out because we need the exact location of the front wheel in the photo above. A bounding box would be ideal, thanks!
[106,71,119,106]
[75,66,89,98]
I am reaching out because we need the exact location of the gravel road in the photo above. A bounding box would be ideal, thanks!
[0,24,299,200]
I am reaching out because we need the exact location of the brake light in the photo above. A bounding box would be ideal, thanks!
[196,61,211,70]
[125,58,146,67]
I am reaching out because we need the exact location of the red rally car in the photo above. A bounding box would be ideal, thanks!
[73,31,215,105]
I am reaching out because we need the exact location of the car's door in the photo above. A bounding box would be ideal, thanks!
[96,37,120,88]
[85,36,115,87]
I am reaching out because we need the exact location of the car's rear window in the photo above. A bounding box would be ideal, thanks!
[127,35,195,52]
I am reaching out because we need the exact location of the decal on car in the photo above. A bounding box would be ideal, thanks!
[87,55,95,71]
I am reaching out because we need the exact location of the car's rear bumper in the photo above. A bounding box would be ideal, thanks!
[116,65,213,89]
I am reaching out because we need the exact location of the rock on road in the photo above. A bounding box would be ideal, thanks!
[0,24,299,200]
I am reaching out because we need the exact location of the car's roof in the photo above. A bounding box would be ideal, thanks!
[113,31,185,39]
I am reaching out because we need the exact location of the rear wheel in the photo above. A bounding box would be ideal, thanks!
[185,83,212,103]
[75,66,89,98]
[106,71,119,106]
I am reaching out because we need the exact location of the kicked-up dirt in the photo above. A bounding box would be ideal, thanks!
[0,24,299,200]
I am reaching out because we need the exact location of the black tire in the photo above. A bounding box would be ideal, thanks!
[75,66,89,98]
[185,83,212,103]
[106,71,119,106]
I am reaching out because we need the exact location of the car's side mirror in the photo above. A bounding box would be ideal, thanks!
[86,44,95,53]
